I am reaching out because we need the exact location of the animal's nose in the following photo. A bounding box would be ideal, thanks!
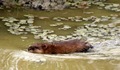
[28,48,31,51]
[86,43,94,48]
[28,47,34,53]
[28,46,39,51]
[28,46,33,51]
[89,45,94,49]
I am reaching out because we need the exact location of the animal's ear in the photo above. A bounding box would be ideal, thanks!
[41,44,48,50]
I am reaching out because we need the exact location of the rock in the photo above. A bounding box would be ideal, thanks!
[50,24,57,27]
[24,15,34,19]
[18,28,24,31]
[110,14,118,17]
[104,5,112,10]
[83,12,94,14]
[104,3,120,12]
[38,32,48,38]
[111,8,118,11]
[20,26,26,29]
[93,18,101,23]
[19,20,27,24]
[2,17,18,23]
[98,7,103,9]
[34,35,40,39]
[90,23,97,27]
[56,23,63,25]
[111,16,117,20]
[75,16,82,20]
[66,35,72,38]
[83,18,89,21]
[21,36,28,39]
[116,9,120,12]
[54,4,65,10]
[50,2,57,8]
[101,18,108,21]
[60,17,68,21]
[50,23,63,27]
[75,19,82,22]
[113,4,119,7]
[108,24,115,27]
[99,3,105,7]
[47,34,57,40]
[59,25,71,30]
[42,1,50,10]
[38,17,49,19]
[0,17,4,20]
[53,17,58,20]
[68,17,75,21]
[2,18,9,21]
[27,19,34,24]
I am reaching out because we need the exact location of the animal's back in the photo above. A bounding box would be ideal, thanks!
[51,39,87,54]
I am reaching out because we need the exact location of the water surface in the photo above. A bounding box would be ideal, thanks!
[0,1,120,70]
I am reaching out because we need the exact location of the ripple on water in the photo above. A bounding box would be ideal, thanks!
[11,37,120,60]
[12,51,46,62]
[0,49,17,70]
[1,38,120,63]
[0,49,47,70]
[0,37,120,70]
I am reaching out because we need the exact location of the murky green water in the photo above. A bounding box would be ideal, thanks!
[0,0,120,70]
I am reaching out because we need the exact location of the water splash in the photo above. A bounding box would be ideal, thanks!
[10,37,120,60]
[0,37,120,70]
[12,50,46,62]
[90,38,120,54]
[0,49,46,70]
[0,49,18,70]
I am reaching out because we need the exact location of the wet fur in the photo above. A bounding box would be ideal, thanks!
[28,39,93,54]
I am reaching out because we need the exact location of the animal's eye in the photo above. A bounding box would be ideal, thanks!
[29,46,37,49]
[28,47,32,50]
[32,46,39,49]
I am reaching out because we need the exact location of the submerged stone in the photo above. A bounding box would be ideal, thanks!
[2,18,9,21]
[59,25,71,30]
[113,4,119,7]
[27,19,34,24]
[19,20,27,24]
[21,36,28,39]
[4,22,11,27]
[0,17,4,19]
[24,15,34,19]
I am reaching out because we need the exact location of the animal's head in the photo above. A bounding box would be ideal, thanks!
[79,38,94,49]
[28,43,48,54]
[79,41,94,52]
[85,42,94,49]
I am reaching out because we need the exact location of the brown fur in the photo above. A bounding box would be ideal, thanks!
[28,39,93,54]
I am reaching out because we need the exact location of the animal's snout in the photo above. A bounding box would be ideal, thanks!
[28,46,43,53]
[28,46,37,51]
[89,45,94,49]
[85,43,94,49]
[28,46,33,52]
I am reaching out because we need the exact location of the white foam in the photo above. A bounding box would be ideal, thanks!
[92,38,120,53]
[11,37,120,60]
[42,37,120,60]
[1,36,120,63]
[12,50,46,62]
